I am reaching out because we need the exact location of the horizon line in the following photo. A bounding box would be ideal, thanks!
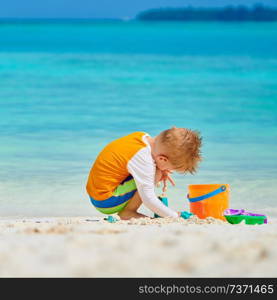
[1,3,277,20]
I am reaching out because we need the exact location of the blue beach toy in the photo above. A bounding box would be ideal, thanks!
[154,194,193,219]
[181,211,194,219]
[104,216,118,223]
[154,195,169,218]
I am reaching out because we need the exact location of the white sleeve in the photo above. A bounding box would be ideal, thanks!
[127,147,178,218]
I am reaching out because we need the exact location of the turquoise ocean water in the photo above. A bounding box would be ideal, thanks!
[0,21,276,217]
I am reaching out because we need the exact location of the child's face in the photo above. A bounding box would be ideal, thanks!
[155,155,174,172]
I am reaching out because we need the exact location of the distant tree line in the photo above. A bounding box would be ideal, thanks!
[136,4,277,22]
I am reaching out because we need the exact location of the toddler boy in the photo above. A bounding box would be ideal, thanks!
[86,127,202,220]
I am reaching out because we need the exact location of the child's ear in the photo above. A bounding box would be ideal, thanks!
[158,155,168,162]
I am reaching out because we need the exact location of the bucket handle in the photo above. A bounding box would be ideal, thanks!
[187,185,226,203]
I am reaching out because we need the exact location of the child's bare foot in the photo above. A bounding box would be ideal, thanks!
[118,210,147,220]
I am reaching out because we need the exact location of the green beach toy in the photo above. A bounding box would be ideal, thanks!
[224,209,267,225]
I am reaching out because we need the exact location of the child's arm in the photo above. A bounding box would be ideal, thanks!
[127,148,178,218]
[136,184,179,218]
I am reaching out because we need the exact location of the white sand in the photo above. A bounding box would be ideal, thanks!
[0,215,276,277]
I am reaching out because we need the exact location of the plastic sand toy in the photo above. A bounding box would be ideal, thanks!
[104,216,118,223]
[154,194,193,219]
[224,209,267,225]
[188,184,229,220]
[154,195,168,218]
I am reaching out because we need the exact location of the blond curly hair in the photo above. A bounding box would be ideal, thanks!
[157,127,202,174]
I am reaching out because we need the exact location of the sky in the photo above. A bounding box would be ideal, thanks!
[1,0,277,19]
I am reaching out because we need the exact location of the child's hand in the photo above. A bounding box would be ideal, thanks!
[160,170,175,193]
